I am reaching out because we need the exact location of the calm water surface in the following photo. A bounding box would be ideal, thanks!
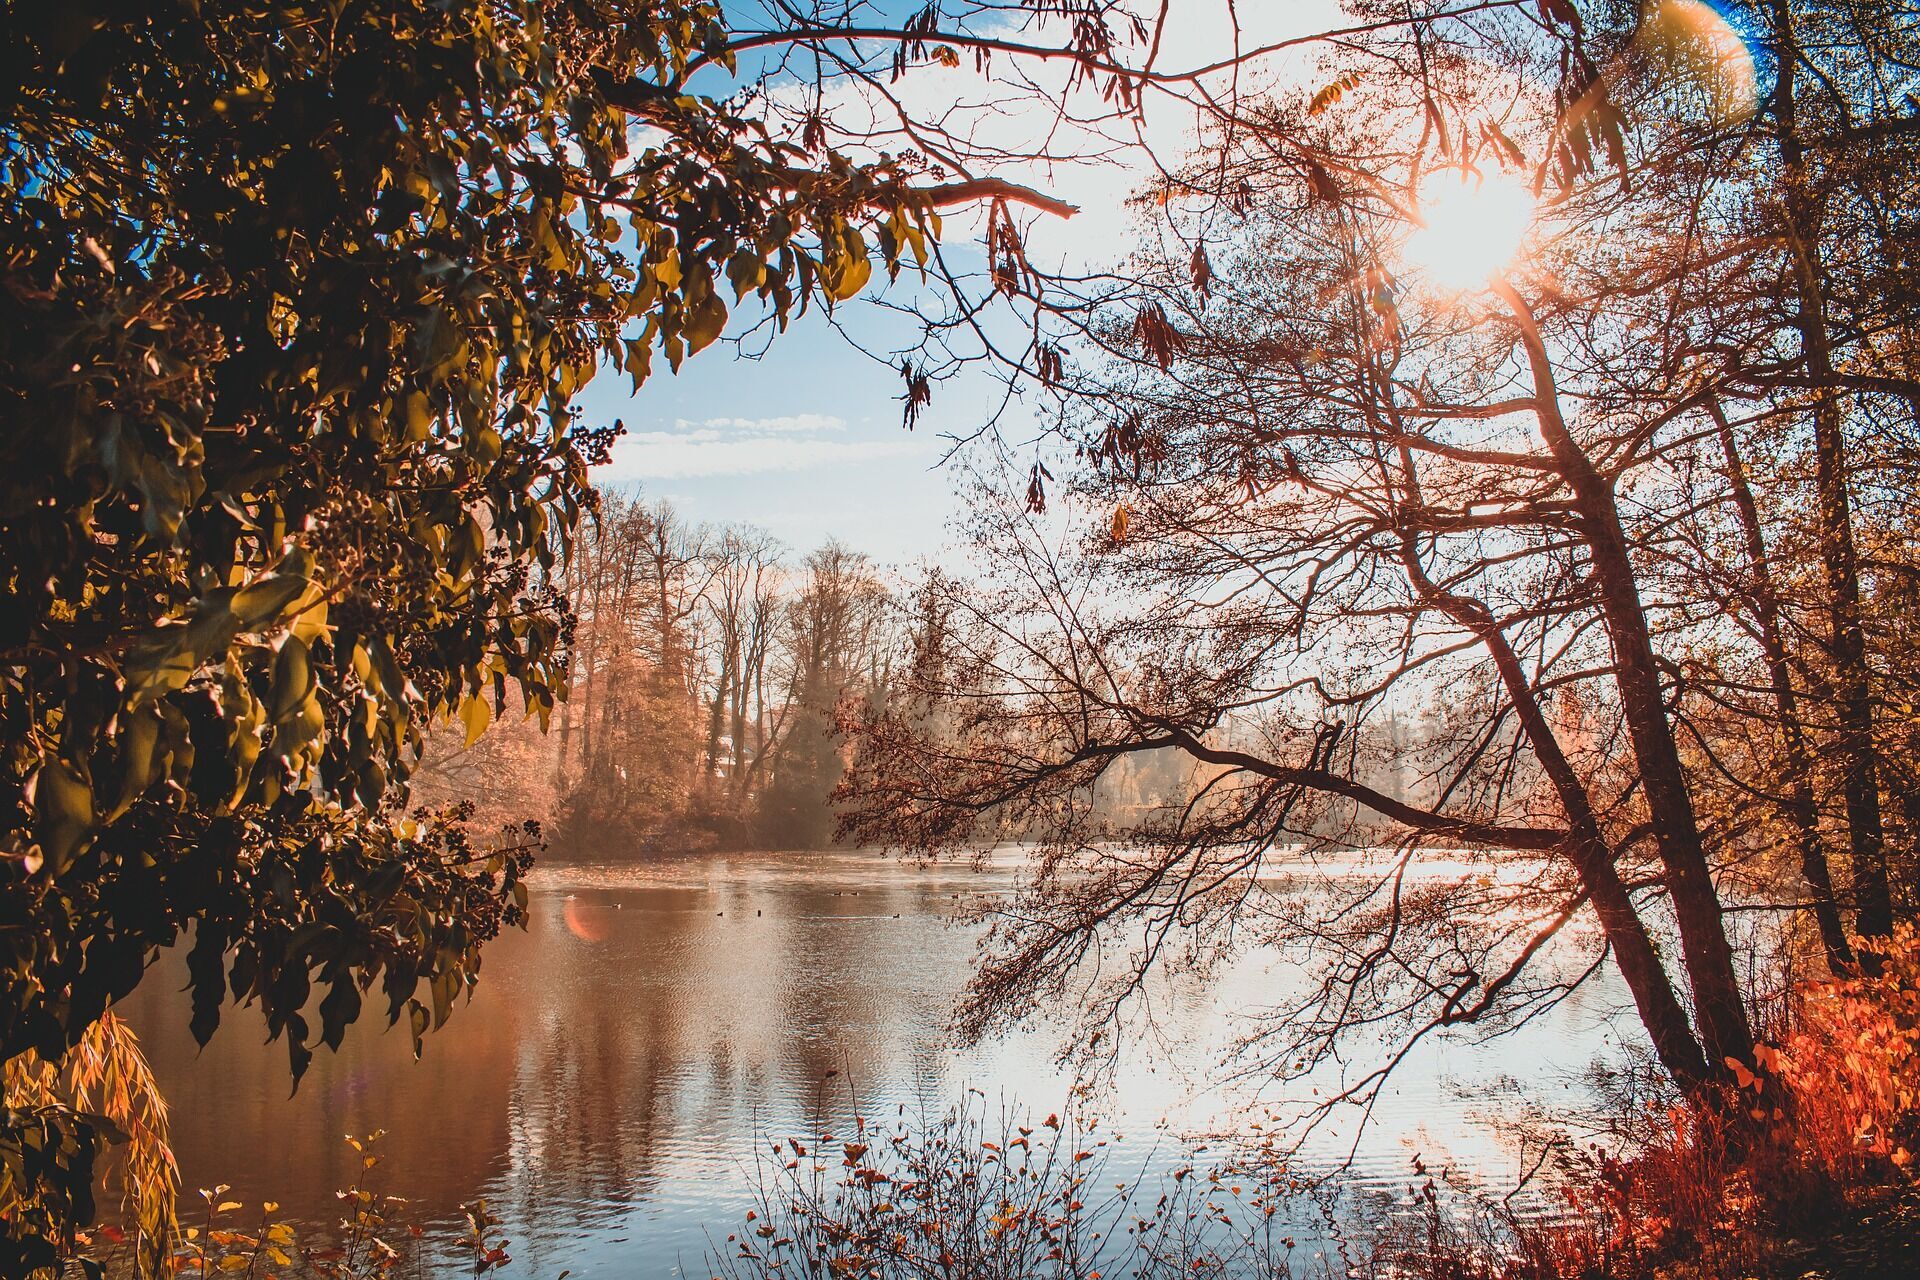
[122,848,1634,1277]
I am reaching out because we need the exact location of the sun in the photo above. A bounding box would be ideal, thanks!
[1400,166,1537,293]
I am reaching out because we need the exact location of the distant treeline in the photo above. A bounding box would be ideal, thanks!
[410,489,1479,858]
[408,491,879,851]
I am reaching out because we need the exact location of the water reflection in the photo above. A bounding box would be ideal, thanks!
[122,849,1631,1277]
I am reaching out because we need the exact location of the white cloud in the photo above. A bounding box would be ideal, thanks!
[672,413,847,434]
[610,416,926,480]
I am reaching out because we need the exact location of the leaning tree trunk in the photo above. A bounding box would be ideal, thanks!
[1496,281,1754,1074]
[1390,434,1714,1091]
[1456,598,1714,1091]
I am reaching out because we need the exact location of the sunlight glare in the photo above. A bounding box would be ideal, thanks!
[1400,166,1537,293]
[1637,0,1759,125]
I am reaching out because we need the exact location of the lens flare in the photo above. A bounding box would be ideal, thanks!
[1401,166,1537,293]
[1637,0,1759,125]
[564,895,610,944]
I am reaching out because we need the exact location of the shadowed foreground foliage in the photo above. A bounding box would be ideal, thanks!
[0,0,943,1266]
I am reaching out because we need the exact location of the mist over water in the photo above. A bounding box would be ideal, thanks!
[123,849,1634,1277]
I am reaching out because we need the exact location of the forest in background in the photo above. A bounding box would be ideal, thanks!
[409,491,905,852]
[411,487,1475,858]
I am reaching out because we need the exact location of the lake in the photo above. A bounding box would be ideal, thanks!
[120,848,1636,1277]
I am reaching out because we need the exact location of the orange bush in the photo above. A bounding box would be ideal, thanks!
[1475,927,1920,1280]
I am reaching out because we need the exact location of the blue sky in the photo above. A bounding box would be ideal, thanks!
[574,0,1011,566]
[578,296,1007,567]
[575,0,1339,565]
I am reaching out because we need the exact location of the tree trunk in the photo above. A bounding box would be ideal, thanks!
[1403,558,1714,1091]
[704,642,733,793]
[1768,0,1893,940]
[555,563,585,795]
[1389,426,1713,1091]
[730,640,751,799]
[1711,400,1855,972]
[1496,280,1753,1074]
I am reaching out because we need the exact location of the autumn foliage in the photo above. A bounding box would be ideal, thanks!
[1374,929,1920,1280]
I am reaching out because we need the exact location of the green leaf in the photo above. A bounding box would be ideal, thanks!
[401,391,435,443]
[105,707,163,823]
[408,1000,429,1059]
[270,636,315,726]
[33,758,95,876]
[725,249,764,299]
[125,592,242,704]
[288,582,331,647]
[684,289,728,353]
[232,573,309,630]
[467,427,503,466]
[319,978,362,1052]
[430,969,457,1029]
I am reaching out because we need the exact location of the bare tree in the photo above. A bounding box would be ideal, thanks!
[840,7,1881,1097]
[699,527,786,802]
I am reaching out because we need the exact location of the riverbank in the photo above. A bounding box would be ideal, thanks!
[1370,932,1920,1280]
[711,930,1920,1280]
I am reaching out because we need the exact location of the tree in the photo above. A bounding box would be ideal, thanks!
[549,494,707,847]
[0,0,995,1262]
[1737,0,1920,942]
[697,525,785,826]
[844,2,1920,1101]
[762,543,893,847]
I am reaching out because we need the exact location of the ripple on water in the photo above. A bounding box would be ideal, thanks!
[120,847,1628,1277]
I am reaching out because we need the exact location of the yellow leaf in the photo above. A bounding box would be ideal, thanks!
[1110,504,1130,543]
[288,583,331,648]
[828,227,872,301]
[831,252,871,301]
[459,694,493,747]
[217,1201,244,1213]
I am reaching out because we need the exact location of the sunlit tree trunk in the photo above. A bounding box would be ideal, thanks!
[730,641,753,798]
[705,637,737,794]
[1496,281,1753,1074]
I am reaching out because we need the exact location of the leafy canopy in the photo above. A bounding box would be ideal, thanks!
[0,3,937,1254]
